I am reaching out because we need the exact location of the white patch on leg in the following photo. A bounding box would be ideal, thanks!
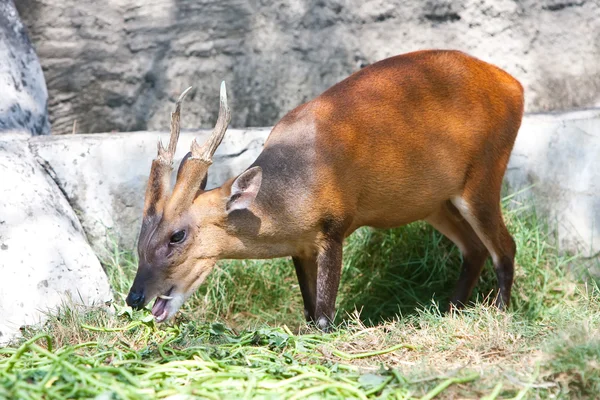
[451,196,500,265]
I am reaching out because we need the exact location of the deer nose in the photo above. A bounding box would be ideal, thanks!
[126,290,145,310]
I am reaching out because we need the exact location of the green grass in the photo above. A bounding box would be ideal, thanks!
[1,199,599,399]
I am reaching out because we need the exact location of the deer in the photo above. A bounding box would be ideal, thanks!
[126,50,524,332]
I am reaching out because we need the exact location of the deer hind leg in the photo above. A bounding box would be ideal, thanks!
[426,201,489,307]
[451,186,516,309]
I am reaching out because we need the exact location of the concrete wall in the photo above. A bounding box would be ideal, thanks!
[505,109,600,259]
[31,110,600,259]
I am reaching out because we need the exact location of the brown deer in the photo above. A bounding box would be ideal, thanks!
[126,50,524,331]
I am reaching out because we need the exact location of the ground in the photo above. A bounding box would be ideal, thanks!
[1,197,599,399]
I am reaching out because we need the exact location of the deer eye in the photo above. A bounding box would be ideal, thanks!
[169,230,186,244]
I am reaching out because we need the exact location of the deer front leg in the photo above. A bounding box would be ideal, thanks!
[292,256,318,322]
[314,239,343,332]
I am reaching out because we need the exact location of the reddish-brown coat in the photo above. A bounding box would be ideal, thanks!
[128,50,524,331]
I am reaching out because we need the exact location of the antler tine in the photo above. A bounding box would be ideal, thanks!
[191,81,231,163]
[158,86,193,165]
[143,86,192,217]
[164,82,230,214]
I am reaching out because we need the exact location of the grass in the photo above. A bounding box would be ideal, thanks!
[1,197,600,399]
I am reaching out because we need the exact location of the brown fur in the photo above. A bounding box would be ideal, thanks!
[127,50,524,331]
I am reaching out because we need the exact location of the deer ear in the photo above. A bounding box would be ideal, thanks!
[226,167,262,212]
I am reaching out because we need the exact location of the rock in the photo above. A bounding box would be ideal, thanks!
[506,109,600,259]
[17,0,600,134]
[0,134,111,344]
[0,0,49,136]
[30,128,270,253]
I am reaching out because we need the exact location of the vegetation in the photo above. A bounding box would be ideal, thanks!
[1,197,599,399]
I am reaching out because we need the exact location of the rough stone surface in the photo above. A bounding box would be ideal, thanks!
[0,134,111,344]
[506,109,600,258]
[17,0,600,134]
[0,0,50,136]
[30,129,270,253]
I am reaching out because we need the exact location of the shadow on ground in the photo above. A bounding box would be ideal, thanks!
[336,223,498,325]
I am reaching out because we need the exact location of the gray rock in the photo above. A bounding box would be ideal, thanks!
[0,133,111,345]
[30,128,270,253]
[506,109,600,259]
[0,0,49,136]
[17,0,600,134]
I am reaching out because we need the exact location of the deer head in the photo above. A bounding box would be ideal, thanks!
[125,82,263,322]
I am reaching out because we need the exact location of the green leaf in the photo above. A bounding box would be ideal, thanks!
[116,305,133,319]
[209,322,228,336]
[358,373,387,390]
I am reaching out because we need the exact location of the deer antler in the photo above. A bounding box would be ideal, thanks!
[165,81,232,214]
[157,86,193,165]
[143,87,192,217]
[190,81,231,163]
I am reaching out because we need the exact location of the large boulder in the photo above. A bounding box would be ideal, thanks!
[0,0,49,136]
[30,128,270,253]
[0,134,111,344]
[17,0,600,134]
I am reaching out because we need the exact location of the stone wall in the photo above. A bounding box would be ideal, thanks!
[17,0,600,134]
[30,110,600,260]
[505,109,600,260]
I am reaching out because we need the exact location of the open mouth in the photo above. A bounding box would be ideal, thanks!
[151,287,174,323]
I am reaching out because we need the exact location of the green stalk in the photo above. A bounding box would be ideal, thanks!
[365,376,395,396]
[289,383,369,400]
[481,382,503,400]
[420,372,479,400]
[5,334,52,373]
[80,321,142,332]
[331,343,417,360]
